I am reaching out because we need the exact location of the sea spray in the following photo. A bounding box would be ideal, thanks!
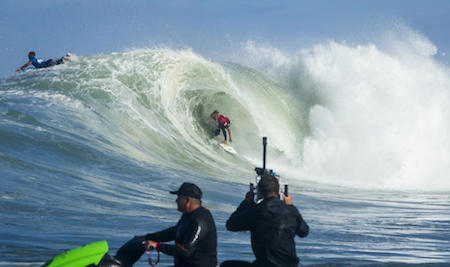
[233,29,450,191]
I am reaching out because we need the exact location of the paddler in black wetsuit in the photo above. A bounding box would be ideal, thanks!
[221,174,309,267]
[136,182,217,267]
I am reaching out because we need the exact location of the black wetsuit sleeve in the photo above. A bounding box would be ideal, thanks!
[225,200,256,231]
[290,206,309,238]
[145,225,177,242]
[158,219,207,258]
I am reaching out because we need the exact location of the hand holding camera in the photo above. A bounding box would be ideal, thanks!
[245,183,255,202]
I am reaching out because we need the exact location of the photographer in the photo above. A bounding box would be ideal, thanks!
[222,174,309,267]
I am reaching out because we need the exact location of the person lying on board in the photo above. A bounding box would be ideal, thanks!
[16,51,72,71]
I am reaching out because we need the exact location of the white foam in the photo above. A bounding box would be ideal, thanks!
[231,25,450,191]
[300,33,450,190]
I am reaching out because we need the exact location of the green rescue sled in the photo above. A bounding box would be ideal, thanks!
[42,240,108,267]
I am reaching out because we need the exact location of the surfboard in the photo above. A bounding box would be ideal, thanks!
[220,143,237,154]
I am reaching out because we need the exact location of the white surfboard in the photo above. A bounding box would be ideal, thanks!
[219,143,237,155]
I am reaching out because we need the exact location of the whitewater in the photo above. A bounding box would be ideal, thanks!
[1,30,450,266]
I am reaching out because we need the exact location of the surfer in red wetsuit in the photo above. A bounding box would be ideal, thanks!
[210,110,232,144]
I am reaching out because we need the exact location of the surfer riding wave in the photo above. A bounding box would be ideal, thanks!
[210,110,232,145]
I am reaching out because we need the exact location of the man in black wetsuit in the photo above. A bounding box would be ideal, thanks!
[138,182,217,267]
[221,174,309,267]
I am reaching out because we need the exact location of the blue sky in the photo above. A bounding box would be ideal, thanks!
[1,0,450,77]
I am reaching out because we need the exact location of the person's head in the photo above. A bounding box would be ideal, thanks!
[257,173,280,198]
[210,110,219,120]
[170,182,202,213]
[28,51,36,59]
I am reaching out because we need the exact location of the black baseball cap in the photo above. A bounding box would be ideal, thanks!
[170,182,202,200]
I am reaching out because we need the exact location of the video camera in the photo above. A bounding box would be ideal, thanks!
[252,137,288,197]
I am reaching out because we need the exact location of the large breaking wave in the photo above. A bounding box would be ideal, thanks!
[1,27,449,191]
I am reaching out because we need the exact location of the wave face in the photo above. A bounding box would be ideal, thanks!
[3,40,449,191]
[1,49,306,183]
[1,30,450,266]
